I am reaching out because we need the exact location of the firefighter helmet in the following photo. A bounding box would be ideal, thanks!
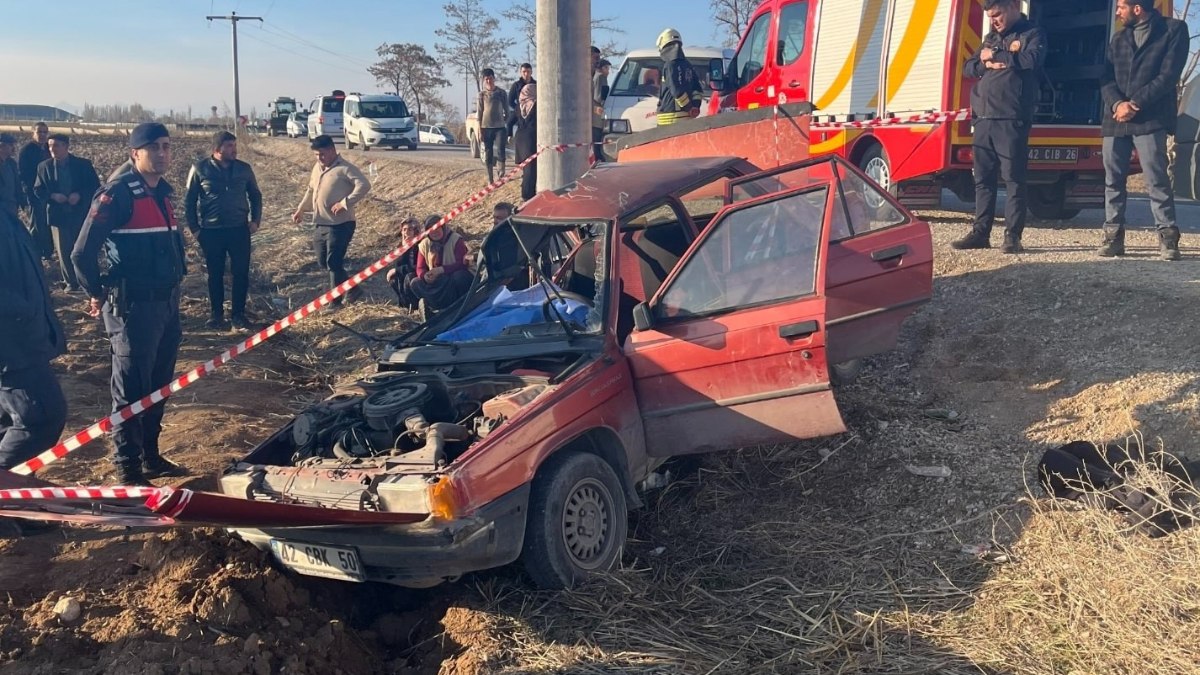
[656,28,682,51]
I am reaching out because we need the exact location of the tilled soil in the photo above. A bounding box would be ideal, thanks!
[1,136,1197,674]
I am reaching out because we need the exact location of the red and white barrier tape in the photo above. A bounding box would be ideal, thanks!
[0,485,168,501]
[808,108,970,130]
[10,141,590,476]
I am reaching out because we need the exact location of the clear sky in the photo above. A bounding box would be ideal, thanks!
[1,0,725,121]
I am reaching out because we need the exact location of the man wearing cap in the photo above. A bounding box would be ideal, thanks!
[184,131,263,330]
[18,123,52,259]
[71,122,189,486]
[0,133,26,219]
[655,29,704,126]
[291,134,371,307]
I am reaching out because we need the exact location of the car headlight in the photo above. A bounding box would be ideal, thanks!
[608,119,631,134]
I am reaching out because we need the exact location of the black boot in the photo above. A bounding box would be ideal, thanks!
[951,230,991,250]
[1158,226,1182,261]
[143,456,189,479]
[1097,225,1125,257]
[487,165,495,184]
[1001,233,1023,254]
[115,464,152,487]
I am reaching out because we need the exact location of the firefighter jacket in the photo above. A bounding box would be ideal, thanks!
[656,43,704,125]
[71,169,187,299]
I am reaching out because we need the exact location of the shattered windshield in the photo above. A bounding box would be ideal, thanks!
[434,220,610,343]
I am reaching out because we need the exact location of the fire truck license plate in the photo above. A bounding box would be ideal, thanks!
[270,540,365,581]
[1028,147,1079,163]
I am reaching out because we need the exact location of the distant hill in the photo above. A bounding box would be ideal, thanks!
[0,104,80,122]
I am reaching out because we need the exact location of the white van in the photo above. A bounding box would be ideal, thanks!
[603,47,732,134]
[343,93,418,151]
[307,90,346,140]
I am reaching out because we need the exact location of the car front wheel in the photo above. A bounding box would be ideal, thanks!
[522,451,627,590]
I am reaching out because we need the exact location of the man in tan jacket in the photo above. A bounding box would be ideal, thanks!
[291,134,371,306]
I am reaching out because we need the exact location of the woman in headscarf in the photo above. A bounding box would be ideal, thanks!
[513,82,538,202]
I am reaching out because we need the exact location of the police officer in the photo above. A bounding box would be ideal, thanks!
[71,122,189,485]
[952,0,1046,254]
[655,29,704,126]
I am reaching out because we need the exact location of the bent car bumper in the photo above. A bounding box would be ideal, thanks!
[229,482,530,587]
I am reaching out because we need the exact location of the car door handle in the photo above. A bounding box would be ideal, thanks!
[779,320,818,339]
[754,86,766,93]
[787,80,802,87]
[871,244,909,262]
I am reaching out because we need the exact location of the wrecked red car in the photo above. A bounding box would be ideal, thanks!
[203,154,932,589]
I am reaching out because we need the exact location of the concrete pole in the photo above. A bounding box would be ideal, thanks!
[206,12,262,133]
[536,0,591,191]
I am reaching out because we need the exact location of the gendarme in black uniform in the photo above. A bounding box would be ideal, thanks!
[71,122,189,485]
[955,8,1046,253]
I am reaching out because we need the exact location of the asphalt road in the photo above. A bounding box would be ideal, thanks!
[940,192,1200,234]
[277,134,482,169]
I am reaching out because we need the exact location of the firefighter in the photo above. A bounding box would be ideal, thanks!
[71,122,189,486]
[655,28,704,126]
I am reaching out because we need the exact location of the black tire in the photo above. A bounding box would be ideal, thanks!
[361,133,370,151]
[346,134,355,150]
[522,451,627,590]
[831,359,865,385]
[1029,183,1081,220]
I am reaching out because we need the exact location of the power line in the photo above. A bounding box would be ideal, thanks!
[240,31,367,76]
[263,0,277,19]
[207,11,263,127]
[258,22,374,69]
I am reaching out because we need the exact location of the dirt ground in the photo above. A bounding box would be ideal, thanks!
[0,135,1197,674]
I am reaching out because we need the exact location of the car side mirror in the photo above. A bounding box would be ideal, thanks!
[632,302,654,331]
[709,58,725,91]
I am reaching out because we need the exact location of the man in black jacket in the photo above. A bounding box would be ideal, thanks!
[1098,0,1188,260]
[34,134,101,292]
[0,208,67,475]
[953,0,1045,254]
[184,131,263,330]
[17,123,52,259]
[507,63,535,138]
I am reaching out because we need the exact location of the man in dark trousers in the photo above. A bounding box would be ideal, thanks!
[72,122,189,486]
[1098,0,1188,260]
[952,0,1045,254]
[34,134,101,292]
[0,209,67,476]
[184,131,263,329]
[18,123,52,259]
[655,29,704,126]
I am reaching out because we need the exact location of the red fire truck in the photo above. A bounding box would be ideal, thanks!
[707,0,1172,219]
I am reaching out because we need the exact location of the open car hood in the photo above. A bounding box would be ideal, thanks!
[0,472,427,529]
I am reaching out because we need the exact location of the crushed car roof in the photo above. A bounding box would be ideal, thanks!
[517,157,754,222]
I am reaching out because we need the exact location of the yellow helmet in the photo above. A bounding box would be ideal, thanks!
[656,28,682,51]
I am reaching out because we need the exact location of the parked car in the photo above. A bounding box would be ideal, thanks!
[344,93,418,151]
[604,47,731,135]
[307,90,346,140]
[286,111,309,138]
[419,123,455,144]
[196,154,932,590]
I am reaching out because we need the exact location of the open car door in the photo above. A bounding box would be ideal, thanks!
[726,156,933,366]
[623,180,845,457]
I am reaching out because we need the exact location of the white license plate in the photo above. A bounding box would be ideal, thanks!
[270,539,364,582]
[1029,147,1079,163]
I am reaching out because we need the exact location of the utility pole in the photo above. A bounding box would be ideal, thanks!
[206,11,262,132]
[536,0,590,190]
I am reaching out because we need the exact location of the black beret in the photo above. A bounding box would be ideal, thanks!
[129,122,170,149]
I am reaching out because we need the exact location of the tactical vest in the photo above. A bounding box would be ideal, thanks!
[107,174,186,289]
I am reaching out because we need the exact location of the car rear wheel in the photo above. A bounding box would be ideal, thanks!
[522,451,627,590]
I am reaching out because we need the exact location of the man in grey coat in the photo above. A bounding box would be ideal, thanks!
[1098,0,1189,260]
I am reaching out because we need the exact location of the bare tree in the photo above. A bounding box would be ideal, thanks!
[501,1,626,62]
[710,0,757,47]
[368,42,452,122]
[1176,0,1200,87]
[434,0,515,93]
